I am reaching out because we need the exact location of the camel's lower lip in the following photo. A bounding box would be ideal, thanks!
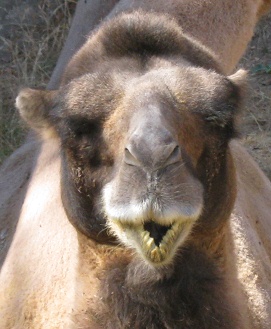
[111,219,194,265]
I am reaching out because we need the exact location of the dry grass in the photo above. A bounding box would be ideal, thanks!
[239,12,271,179]
[0,0,75,163]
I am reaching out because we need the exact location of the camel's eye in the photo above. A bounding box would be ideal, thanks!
[65,116,102,140]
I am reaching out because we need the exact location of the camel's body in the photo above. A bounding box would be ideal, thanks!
[0,1,271,328]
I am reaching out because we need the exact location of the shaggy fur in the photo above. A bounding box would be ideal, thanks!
[1,1,271,328]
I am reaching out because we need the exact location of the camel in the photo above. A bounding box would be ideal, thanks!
[0,1,271,328]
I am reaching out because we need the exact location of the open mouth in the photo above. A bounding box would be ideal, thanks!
[112,218,194,265]
[144,221,171,246]
[139,220,191,264]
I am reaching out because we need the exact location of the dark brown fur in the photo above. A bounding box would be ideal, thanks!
[97,246,240,329]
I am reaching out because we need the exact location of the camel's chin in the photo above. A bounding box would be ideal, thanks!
[109,219,195,266]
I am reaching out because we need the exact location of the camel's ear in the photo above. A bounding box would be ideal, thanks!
[227,69,247,99]
[16,88,58,138]
[227,69,247,131]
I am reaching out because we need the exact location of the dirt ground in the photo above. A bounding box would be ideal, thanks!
[0,1,270,180]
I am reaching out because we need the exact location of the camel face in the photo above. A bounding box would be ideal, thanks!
[17,29,243,265]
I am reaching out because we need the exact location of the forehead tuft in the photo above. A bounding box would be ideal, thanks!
[60,73,124,119]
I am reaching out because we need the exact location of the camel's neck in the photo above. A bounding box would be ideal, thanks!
[88,236,243,329]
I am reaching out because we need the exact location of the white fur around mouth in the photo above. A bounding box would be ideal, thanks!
[111,219,194,265]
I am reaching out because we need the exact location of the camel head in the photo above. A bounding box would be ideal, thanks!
[16,12,246,266]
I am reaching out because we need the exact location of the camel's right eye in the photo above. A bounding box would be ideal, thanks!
[66,116,101,139]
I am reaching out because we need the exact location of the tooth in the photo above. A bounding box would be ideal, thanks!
[172,223,178,232]
[151,247,162,262]
[168,229,175,239]
[159,244,167,255]
[162,233,170,244]
[146,237,155,249]
[142,232,150,243]
[159,240,165,247]
[165,233,172,243]
[141,231,148,239]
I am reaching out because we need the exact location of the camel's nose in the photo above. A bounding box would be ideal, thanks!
[124,110,181,172]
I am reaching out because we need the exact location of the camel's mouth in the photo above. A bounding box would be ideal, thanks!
[110,218,194,265]
[144,221,172,246]
[139,220,192,264]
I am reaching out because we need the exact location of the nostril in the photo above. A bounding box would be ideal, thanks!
[124,147,141,167]
[124,144,181,169]
[171,145,180,158]
[164,145,181,167]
